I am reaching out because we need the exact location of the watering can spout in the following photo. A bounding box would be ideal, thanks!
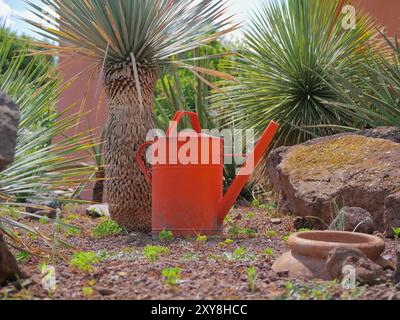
[217,121,279,224]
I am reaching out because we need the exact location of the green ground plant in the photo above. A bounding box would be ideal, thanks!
[16,251,30,263]
[229,226,257,238]
[247,266,257,292]
[159,230,174,242]
[92,219,123,238]
[219,239,234,247]
[196,235,208,243]
[263,248,274,257]
[246,212,255,220]
[64,226,82,238]
[143,246,170,262]
[265,230,278,238]
[232,247,247,260]
[161,267,182,286]
[82,286,94,298]
[392,227,400,239]
[278,280,364,300]
[69,252,101,273]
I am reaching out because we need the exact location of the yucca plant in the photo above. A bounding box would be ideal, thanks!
[0,27,97,255]
[212,0,378,150]
[25,0,235,232]
[326,33,400,127]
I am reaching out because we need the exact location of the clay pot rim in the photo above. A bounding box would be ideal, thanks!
[288,230,385,260]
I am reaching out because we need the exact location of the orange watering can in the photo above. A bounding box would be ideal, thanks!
[137,111,279,236]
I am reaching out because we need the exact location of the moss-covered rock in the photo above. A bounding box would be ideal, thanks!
[267,129,400,233]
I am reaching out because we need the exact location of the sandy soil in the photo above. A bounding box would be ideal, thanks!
[2,204,399,300]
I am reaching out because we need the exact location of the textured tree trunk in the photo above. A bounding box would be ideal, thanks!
[92,169,105,203]
[103,63,156,232]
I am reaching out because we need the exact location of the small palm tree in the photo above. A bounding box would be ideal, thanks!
[26,0,235,232]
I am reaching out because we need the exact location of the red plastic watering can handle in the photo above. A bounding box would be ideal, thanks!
[136,141,155,185]
[166,111,202,137]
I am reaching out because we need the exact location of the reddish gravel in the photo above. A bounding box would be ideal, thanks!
[2,205,399,300]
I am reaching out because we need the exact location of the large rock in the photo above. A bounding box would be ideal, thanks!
[326,247,386,285]
[0,91,19,171]
[394,246,400,284]
[0,92,22,286]
[328,207,374,234]
[0,233,23,286]
[267,129,400,231]
[384,192,400,237]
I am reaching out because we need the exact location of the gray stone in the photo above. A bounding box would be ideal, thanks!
[326,247,386,286]
[95,286,115,296]
[384,192,400,238]
[25,197,60,219]
[86,204,110,218]
[0,91,19,171]
[270,218,282,225]
[328,207,374,234]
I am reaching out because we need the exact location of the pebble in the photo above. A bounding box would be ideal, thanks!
[270,218,282,225]
[95,286,115,296]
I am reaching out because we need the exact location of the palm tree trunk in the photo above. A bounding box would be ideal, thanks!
[92,169,104,203]
[103,63,156,232]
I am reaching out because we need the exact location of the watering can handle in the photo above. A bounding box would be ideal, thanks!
[136,141,154,185]
[166,111,202,136]
[137,111,202,185]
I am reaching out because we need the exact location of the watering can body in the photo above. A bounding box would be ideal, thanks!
[137,111,279,236]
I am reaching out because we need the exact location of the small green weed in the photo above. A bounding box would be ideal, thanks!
[247,266,257,292]
[39,216,49,225]
[196,235,208,243]
[392,227,400,239]
[263,248,274,257]
[16,251,30,263]
[232,247,247,260]
[92,218,123,238]
[82,286,94,298]
[265,230,278,238]
[69,251,101,272]
[159,230,174,241]
[64,226,81,238]
[246,212,255,220]
[162,267,182,286]
[219,239,234,247]
[229,226,257,237]
[143,246,170,262]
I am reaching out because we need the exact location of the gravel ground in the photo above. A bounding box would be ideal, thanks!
[2,204,400,300]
